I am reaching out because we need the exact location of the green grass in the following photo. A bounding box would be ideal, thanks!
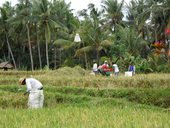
[0,69,170,127]
[0,85,169,108]
[0,106,170,128]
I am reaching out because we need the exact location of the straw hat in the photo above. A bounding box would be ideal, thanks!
[19,78,25,85]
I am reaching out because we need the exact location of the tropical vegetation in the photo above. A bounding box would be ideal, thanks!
[0,0,170,73]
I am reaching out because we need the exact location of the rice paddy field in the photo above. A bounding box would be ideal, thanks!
[0,67,170,128]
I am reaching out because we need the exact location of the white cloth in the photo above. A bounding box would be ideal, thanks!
[26,78,43,92]
[133,66,136,74]
[28,90,44,108]
[26,78,44,108]
[125,71,132,77]
[93,63,98,71]
[113,64,119,73]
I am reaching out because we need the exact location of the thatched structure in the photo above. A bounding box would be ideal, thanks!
[0,62,13,70]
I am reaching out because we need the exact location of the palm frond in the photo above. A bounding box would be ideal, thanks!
[54,39,72,48]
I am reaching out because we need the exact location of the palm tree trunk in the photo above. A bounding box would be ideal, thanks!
[84,52,88,69]
[97,49,99,65]
[59,48,62,67]
[82,41,88,69]
[5,33,17,69]
[45,28,49,68]
[37,38,42,70]
[96,44,100,65]
[26,24,34,71]
[36,26,42,69]
[54,47,56,69]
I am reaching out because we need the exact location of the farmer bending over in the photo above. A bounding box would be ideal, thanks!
[19,77,44,108]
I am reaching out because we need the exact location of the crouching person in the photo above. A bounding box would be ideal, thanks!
[19,78,44,109]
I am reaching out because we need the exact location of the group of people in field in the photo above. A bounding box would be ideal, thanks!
[92,60,135,76]
[17,61,135,109]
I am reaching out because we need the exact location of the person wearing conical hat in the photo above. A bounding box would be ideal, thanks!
[19,77,44,108]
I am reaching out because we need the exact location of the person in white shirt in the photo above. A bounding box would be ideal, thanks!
[112,62,119,76]
[92,60,98,75]
[19,78,44,108]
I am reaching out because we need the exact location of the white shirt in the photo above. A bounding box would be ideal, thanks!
[26,78,43,92]
[113,64,119,73]
[93,63,98,71]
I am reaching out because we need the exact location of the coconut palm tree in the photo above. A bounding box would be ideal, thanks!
[0,2,17,69]
[32,4,42,69]
[126,0,150,29]
[78,3,111,65]
[129,0,170,61]
[102,0,124,31]
[127,0,170,42]
[32,0,64,68]
[8,0,34,70]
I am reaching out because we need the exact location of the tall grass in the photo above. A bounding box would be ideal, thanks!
[0,68,170,127]
[1,70,170,88]
[0,105,169,128]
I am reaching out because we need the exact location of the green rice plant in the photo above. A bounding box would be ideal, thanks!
[0,105,169,128]
[1,83,169,108]
[0,70,170,108]
[0,70,170,127]
[2,69,169,89]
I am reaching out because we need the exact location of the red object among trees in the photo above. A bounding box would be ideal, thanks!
[101,65,113,72]
[165,28,170,35]
[153,41,165,48]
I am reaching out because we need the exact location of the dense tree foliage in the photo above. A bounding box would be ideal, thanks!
[0,0,169,72]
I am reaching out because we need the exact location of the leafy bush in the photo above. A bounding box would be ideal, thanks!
[157,64,170,73]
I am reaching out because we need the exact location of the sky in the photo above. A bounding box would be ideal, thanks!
[65,0,131,12]
[0,0,18,6]
[0,0,131,12]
